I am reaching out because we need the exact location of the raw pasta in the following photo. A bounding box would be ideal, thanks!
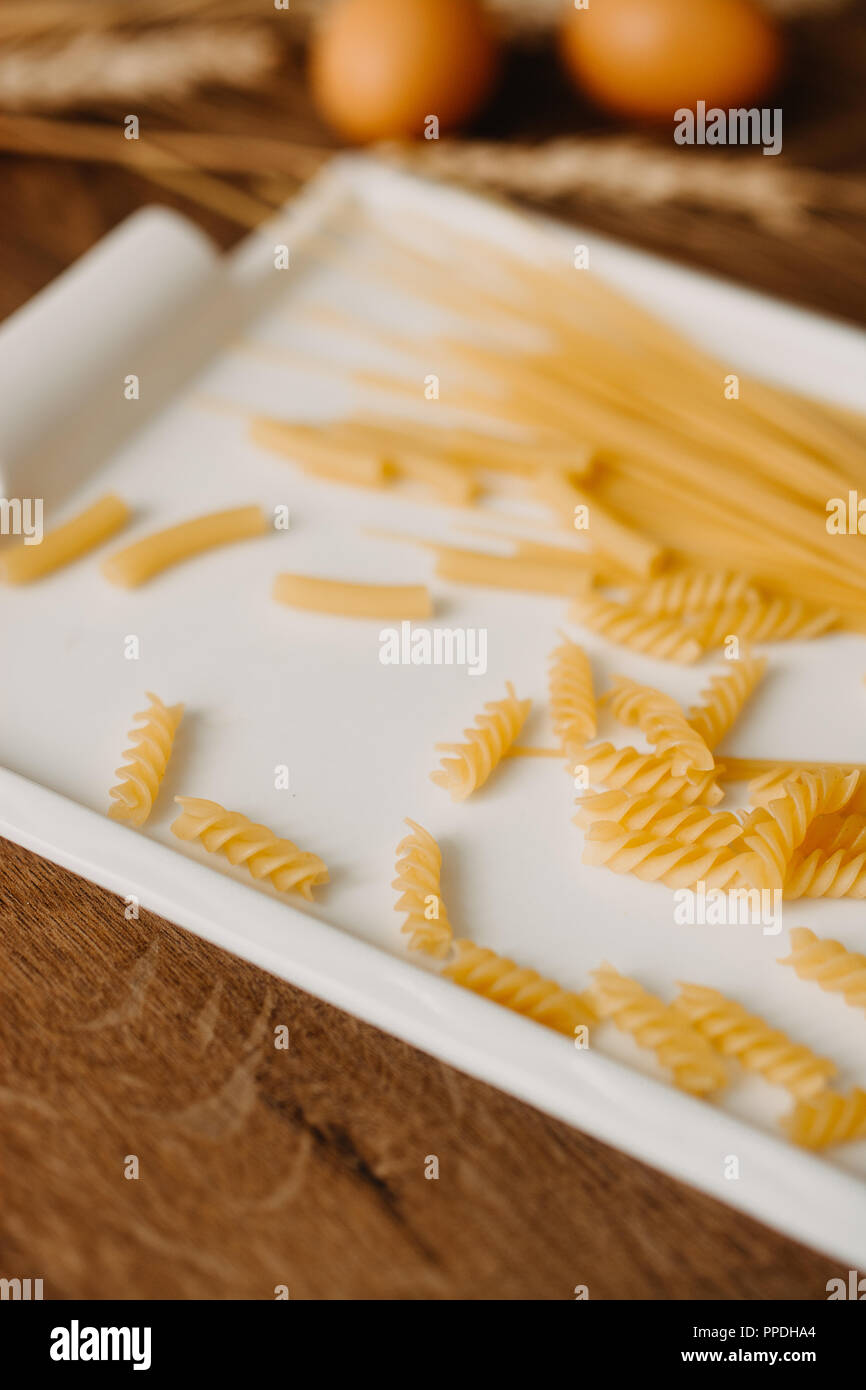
[548,635,596,754]
[783,844,866,899]
[779,927,866,1013]
[171,797,328,900]
[102,505,266,587]
[392,819,453,958]
[434,545,587,596]
[589,964,727,1096]
[785,1088,866,1149]
[696,597,839,647]
[108,692,184,828]
[444,939,596,1037]
[570,592,703,664]
[535,470,663,578]
[250,416,389,488]
[629,567,759,617]
[0,493,128,584]
[574,791,742,849]
[741,770,859,889]
[673,983,836,1099]
[431,682,530,800]
[583,823,760,891]
[576,741,723,804]
[605,675,714,776]
[273,572,432,618]
[687,654,767,750]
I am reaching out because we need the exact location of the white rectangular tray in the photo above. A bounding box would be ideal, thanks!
[2,156,865,1268]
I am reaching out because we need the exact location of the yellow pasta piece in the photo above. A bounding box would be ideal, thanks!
[784,1087,866,1149]
[719,757,866,787]
[434,545,587,596]
[392,819,453,958]
[783,844,866,899]
[800,812,866,855]
[574,791,742,848]
[605,675,713,776]
[583,822,760,891]
[570,592,703,664]
[779,927,866,1013]
[102,505,266,587]
[629,567,759,617]
[431,681,530,800]
[576,741,723,804]
[741,769,859,889]
[589,964,727,1095]
[673,983,836,1099]
[535,469,663,578]
[171,797,328,900]
[0,493,129,584]
[697,597,839,647]
[250,416,389,487]
[108,692,184,828]
[687,654,767,749]
[548,635,596,754]
[273,572,432,618]
[443,939,596,1037]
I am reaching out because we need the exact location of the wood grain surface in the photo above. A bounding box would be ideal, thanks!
[1,10,865,1299]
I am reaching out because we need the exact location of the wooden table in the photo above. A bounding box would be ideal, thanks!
[1,19,864,1297]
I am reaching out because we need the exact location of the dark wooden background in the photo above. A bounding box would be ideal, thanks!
[1,4,865,1299]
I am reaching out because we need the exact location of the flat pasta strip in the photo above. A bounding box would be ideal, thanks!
[779,927,866,1013]
[108,692,184,828]
[171,797,328,900]
[392,819,453,958]
[0,493,128,584]
[673,983,836,1099]
[444,939,596,1038]
[431,681,530,800]
[687,654,767,749]
[273,572,431,618]
[589,964,727,1096]
[102,505,266,587]
[548,635,596,754]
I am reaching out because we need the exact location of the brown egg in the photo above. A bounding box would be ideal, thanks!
[309,0,499,144]
[560,0,782,122]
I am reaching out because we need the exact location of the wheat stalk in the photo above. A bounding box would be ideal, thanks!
[0,27,279,110]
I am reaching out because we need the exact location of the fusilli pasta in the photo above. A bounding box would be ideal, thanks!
[740,770,859,889]
[629,567,759,617]
[574,791,742,848]
[569,592,703,663]
[583,823,761,891]
[673,983,836,1099]
[589,964,727,1095]
[444,939,597,1037]
[108,692,184,828]
[392,819,453,958]
[779,927,866,1013]
[605,675,714,775]
[171,797,328,900]
[576,741,723,804]
[784,1087,866,1149]
[431,682,530,800]
[687,654,767,749]
[697,597,839,648]
[783,845,866,899]
[548,635,596,754]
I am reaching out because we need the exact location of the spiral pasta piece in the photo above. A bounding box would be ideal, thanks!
[630,567,759,617]
[576,741,723,805]
[108,692,184,827]
[697,597,839,647]
[740,769,859,889]
[583,823,761,890]
[784,1087,866,1149]
[747,766,865,806]
[574,791,742,848]
[444,940,596,1037]
[783,845,866,899]
[392,819,453,958]
[590,965,727,1095]
[171,797,328,900]
[802,812,866,855]
[687,654,767,749]
[779,927,866,1013]
[431,681,530,800]
[569,592,703,664]
[605,676,714,775]
[673,983,836,1099]
[548,635,596,754]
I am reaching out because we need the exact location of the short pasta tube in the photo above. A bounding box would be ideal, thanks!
[102,505,267,587]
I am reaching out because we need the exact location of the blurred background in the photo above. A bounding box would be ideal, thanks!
[0,0,864,323]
